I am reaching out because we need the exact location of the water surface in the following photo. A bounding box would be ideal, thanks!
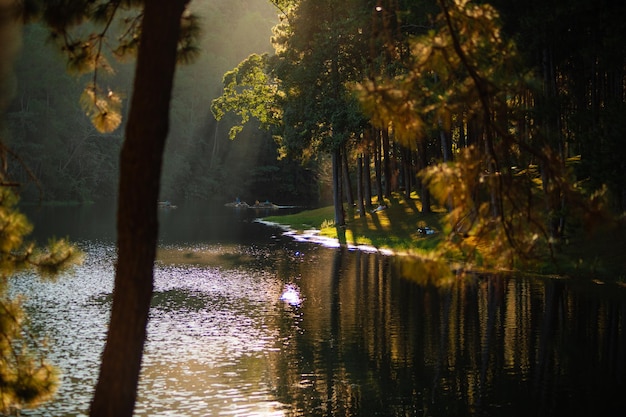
[13,203,626,416]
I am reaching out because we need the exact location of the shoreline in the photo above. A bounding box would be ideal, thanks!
[256,219,396,255]
[256,218,626,287]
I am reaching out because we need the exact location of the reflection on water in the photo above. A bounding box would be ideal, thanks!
[10,204,626,416]
[280,284,303,307]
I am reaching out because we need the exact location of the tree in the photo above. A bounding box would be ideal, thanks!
[214,0,374,224]
[356,0,613,269]
[0,190,82,413]
[88,1,190,415]
[356,0,548,265]
[23,0,194,414]
[211,53,280,140]
[490,0,626,214]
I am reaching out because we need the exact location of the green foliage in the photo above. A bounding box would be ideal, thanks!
[268,0,370,158]
[80,83,123,133]
[0,187,81,413]
[355,0,527,144]
[211,53,280,139]
[420,146,549,268]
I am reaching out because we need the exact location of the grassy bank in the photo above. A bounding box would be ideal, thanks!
[264,194,626,283]
[266,195,444,254]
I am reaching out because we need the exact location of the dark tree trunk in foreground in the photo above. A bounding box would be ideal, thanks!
[90,1,187,416]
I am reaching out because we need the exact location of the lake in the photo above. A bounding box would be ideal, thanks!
[12,202,626,416]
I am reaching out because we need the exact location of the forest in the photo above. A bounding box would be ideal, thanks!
[213,0,625,265]
[5,0,626,220]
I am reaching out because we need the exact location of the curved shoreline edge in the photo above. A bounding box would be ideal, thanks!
[255,219,396,256]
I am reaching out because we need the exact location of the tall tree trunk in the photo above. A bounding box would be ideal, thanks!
[540,45,564,239]
[332,148,345,226]
[401,145,412,198]
[374,129,383,205]
[381,126,392,197]
[363,149,373,209]
[440,125,451,163]
[356,154,365,217]
[363,128,373,209]
[90,1,187,416]
[417,139,431,214]
[341,143,354,209]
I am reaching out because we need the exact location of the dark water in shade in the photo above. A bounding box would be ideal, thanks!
[11,203,626,416]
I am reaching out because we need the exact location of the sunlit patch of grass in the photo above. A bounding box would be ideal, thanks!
[265,206,335,231]
[267,195,446,253]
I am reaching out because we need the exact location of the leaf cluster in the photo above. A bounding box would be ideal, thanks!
[353,0,614,271]
[211,53,280,140]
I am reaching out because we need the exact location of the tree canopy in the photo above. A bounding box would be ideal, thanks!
[215,0,625,268]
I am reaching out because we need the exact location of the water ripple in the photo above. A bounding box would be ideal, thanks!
[12,242,291,416]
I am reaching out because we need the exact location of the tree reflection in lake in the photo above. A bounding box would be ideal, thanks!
[273,248,626,417]
[13,204,626,416]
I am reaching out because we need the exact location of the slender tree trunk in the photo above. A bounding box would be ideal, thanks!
[417,139,431,214]
[381,127,392,197]
[540,45,565,239]
[363,128,373,209]
[332,148,345,226]
[341,144,354,208]
[401,145,412,198]
[90,1,187,416]
[364,149,372,209]
[356,154,365,217]
[374,129,383,205]
[440,126,451,163]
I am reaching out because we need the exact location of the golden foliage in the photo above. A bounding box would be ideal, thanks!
[80,84,123,133]
[353,0,525,149]
[0,188,81,412]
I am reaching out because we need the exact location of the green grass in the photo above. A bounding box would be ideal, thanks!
[265,194,445,255]
[265,206,336,231]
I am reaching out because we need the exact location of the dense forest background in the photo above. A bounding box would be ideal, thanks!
[5,0,318,205]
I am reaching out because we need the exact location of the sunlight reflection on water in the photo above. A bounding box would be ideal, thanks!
[13,241,293,416]
[138,262,287,415]
[280,283,303,307]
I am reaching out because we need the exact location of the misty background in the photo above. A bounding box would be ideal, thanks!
[5,0,320,206]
